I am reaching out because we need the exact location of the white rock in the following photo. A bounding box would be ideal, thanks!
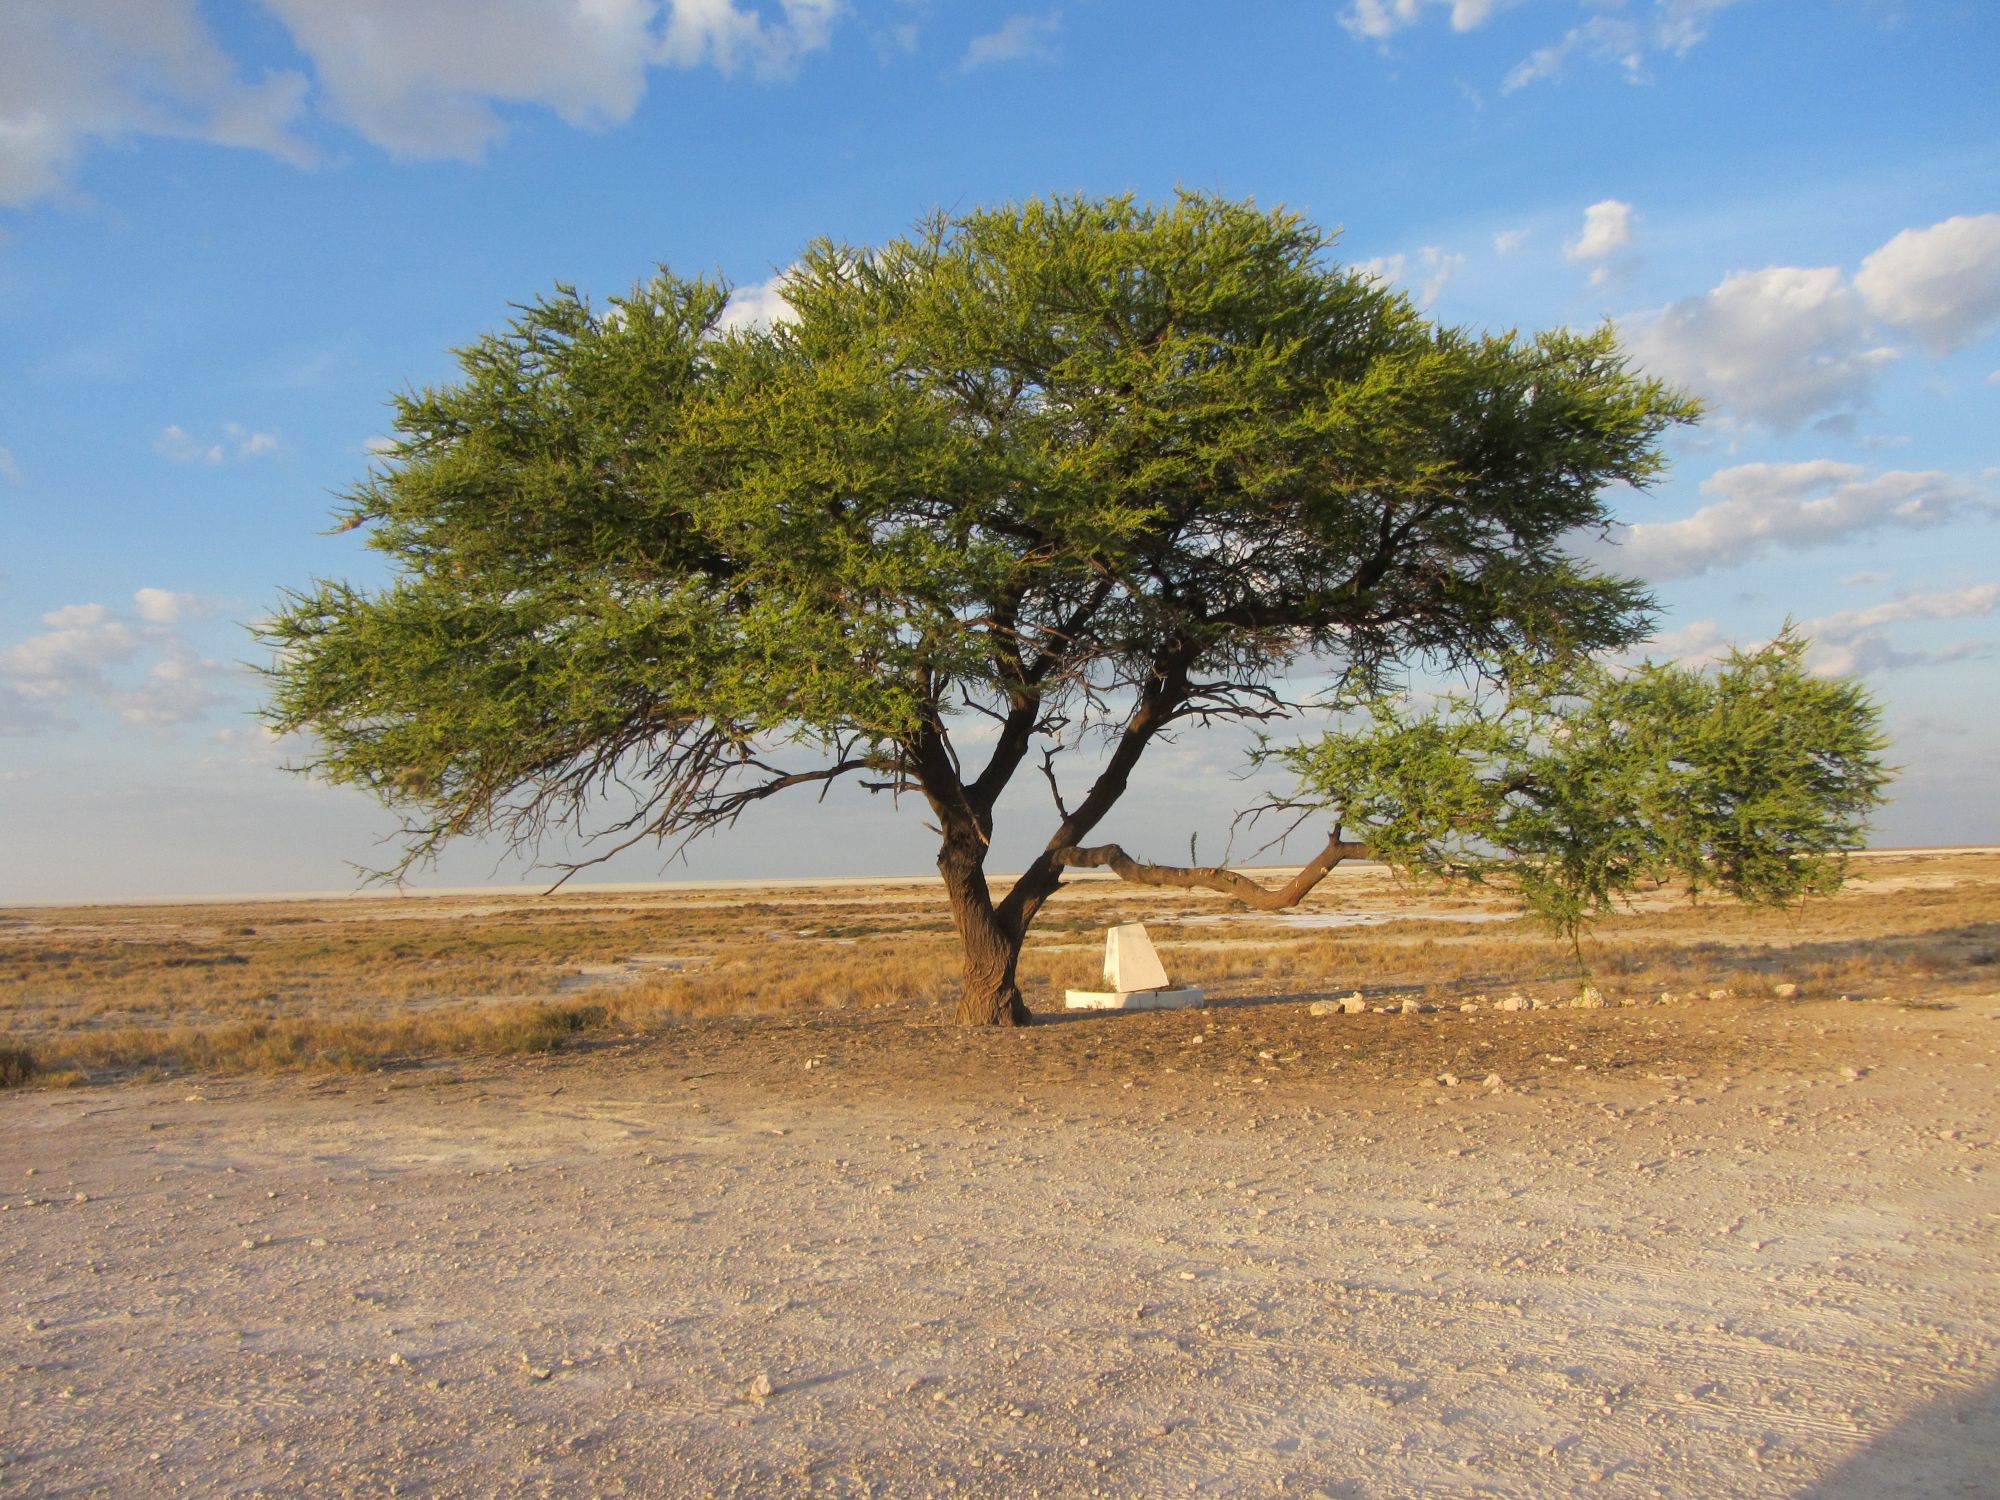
[1773,982,1799,999]
[1308,1000,1340,1017]
[1495,996,1528,1012]
[1340,993,1366,1015]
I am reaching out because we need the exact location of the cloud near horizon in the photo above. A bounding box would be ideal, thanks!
[1591,460,1993,581]
[0,590,236,735]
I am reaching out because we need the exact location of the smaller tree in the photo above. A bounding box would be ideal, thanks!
[1058,631,1892,946]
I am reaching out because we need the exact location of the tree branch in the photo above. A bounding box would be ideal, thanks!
[1051,826,1373,910]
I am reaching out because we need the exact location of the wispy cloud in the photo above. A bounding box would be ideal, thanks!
[0,0,846,203]
[154,422,278,464]
[0,589,234,735]
[1355,245,1465,307]
[1804,583,1999,677]
[1595,461,1993,580]
[962,13,1062,71]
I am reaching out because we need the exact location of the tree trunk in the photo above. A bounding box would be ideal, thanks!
[939,829,1033,1027]
[952,929,1032,1027]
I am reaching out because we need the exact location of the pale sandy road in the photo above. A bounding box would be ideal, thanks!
[2,997,1996,1499]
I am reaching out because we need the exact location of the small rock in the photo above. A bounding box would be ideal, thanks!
[526,1366,553,1382]
[1773,982,1799,999]
[1840,1066,1865,1081]
[1708,988,1730,1001]
[1483,1074,1503,1089]
[1400,997,1423,1014]
[1340,993,1366,1015]
[744,1371,775,1402]
[1438,1073,1458,1087]
[1495,996,1528,1012]
[387,1352,405,1366]
[1573,986,1603,1009]
[1308,1000,1340,1018]
[73,1192,89,1204]
[1459,1001,1479,1012]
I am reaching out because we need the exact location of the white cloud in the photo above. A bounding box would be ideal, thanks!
[155,421,279,464]
[961,13,1062,70]
[1803,583,1999,678]
[1853,213,2000,356]
[1839,570,1892,587]
[0,446,20,484]
[40,602,113,630]
[155,424,225,465]
[132,587,209,625]
[1622,266,1898,430]
[1340,0,1510,39]
[225,422,279,458]
[1,1,843,199]
[1355,245,1464,307]
[363,434,401,456]
[1492,227,1529,255]
[1502,0,1738,91]
[1601,461,1993,580]
[1637,616,1732,669]
[1565,199,1634,262]
[0,0,313,207]
[0,593,232,734]
[715,269,799,332]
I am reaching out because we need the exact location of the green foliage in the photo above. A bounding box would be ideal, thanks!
[1277,631,1892,941]
[260,191,1696,889]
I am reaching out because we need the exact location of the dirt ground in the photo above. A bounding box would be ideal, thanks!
[3,862,1998,1497]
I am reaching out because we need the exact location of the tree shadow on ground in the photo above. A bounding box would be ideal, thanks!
[1797,1371,1999,1499]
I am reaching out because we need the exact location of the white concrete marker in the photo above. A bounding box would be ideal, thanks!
[1064,922,1205,1011]
[1105,923,1170,991]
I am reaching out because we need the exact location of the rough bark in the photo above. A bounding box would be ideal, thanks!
[1053,828,1372,910]
[938,831,1032,1027]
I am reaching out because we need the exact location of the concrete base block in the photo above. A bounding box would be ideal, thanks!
[1063,986,1206,1012]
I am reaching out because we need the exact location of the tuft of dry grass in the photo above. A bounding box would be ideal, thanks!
[0,1043,36,1087]
[3,850,1994,1085]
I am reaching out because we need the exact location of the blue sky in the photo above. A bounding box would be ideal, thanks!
[1,0,1996,901]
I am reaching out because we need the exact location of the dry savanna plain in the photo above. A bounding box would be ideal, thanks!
[2,850,1997,1498]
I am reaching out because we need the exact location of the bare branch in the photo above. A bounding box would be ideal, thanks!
[1052,827,1373,911]
[1038,747,1071,821]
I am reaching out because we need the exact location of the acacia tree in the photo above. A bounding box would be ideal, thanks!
[263,192,1701,1025]
[1086,632,1888,946]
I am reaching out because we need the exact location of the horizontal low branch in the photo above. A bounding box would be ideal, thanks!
[1052,828,1373,911]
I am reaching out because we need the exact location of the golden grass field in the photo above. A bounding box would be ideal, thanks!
[3,849,1994,1086]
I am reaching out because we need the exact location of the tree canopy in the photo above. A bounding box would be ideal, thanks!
[264,191,1711,1024]
[1251,632,1884,943]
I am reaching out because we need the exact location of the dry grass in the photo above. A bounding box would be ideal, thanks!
[3,850,1995,1085]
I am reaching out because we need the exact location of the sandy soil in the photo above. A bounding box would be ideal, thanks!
[4,980,1996,1498]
